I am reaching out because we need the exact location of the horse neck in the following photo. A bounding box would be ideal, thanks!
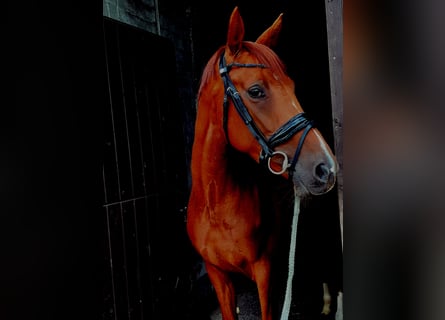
[190,96,294,229]
[190,89,259,199]
[191,97,234,186]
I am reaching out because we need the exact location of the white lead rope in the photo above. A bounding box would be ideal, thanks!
[280,189,300,320]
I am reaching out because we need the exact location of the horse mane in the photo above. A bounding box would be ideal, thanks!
[197,41,288,99]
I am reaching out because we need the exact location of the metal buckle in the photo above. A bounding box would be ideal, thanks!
[267,151,290,175]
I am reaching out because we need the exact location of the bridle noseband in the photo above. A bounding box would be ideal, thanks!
[219,52,314,178]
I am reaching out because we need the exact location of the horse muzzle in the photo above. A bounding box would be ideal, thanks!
[293,159,337,196]
[307,161,337,195]
[267,150,337,195]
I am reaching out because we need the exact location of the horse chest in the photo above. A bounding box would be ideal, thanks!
[194,202,273,267]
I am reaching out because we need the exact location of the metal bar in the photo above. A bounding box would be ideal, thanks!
[103,196,148,208]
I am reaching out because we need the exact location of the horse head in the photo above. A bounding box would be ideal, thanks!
[207,7,337,196]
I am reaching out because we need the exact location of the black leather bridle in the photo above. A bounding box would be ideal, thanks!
[219,52,314,178]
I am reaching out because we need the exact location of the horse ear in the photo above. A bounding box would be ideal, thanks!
[226,7,245,55]
[256,13,283,48]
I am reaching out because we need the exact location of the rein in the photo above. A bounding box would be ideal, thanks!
[219,52,314,178]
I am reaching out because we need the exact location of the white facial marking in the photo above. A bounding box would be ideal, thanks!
[314,130,336,173]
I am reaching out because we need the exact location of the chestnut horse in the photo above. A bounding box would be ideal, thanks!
[187,7,337,320]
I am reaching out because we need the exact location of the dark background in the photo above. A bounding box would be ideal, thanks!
[5,0,445,320]
[3,1,342,320]
[3,1,103,320]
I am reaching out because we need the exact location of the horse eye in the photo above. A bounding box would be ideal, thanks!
[247,85,266,99]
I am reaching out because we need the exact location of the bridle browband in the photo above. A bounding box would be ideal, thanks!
[219,52,314,178]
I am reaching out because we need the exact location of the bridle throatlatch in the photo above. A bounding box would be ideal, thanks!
[219,52,314,178]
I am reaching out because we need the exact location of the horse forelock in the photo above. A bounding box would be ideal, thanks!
[242,41,287,79]
[197,42,288,100]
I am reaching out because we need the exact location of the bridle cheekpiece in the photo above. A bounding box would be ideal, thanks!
[219,52,314,178]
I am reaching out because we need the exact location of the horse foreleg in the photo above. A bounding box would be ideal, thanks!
[205,262,238,320]
[321,282,332,315]
[253,260,273,320]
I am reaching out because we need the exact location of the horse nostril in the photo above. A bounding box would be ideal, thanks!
[314,163,331,183]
